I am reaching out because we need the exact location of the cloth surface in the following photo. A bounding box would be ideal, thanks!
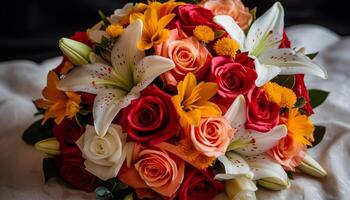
[0,25,349,200]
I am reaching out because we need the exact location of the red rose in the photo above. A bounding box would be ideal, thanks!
[279,31,291,48]
[293,74,314,116]
[70,31,91,46]
[57,155,100,192]
[120,85,180,145]
[245,87,280,132]
[178,166,224,200]
[210,56,257,107]
[173,5,222,35]
[235,52,255,69]
[53,119,85,156]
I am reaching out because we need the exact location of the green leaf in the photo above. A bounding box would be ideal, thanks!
[309,89,329,108]
[294,97,306,108]
[287,171,294,180]
[309,126,326,148]
[75,114,89,128]
[306,52,319,60]
[96,186,113,200]
[43,157,60,182]
[98,10,111,27]
[214,30,226,39]
[22,119,54,145]
[271,75,296,89]
[79,109,91,116]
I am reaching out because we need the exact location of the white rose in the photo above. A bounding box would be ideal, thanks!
[76,124,131,181]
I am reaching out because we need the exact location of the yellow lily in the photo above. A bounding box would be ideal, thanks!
[34,71,81,125]
[171,73,222,129]
[132,3,176,50]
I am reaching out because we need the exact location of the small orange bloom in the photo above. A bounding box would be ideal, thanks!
[284,108,315,146]
[34,71,81,125]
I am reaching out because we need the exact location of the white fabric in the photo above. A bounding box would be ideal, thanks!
[0,25,349,199]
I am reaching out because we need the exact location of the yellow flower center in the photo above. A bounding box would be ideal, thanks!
[193,25,215,43]
[106,24,124,38]
[214,37,240,58]
[263,82,297,108]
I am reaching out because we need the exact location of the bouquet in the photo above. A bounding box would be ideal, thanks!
[23,0,330,199]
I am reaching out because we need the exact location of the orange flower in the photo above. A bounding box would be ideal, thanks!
[118,144,185,198]
[268,135,307,171]
[263,82,297,108]
[269,108,314,170]
[190,117,234,157]
[34,71,81,125]
[156,140,216,170]
[171,73,222,129]
[285,108,315,146]
[131,2,179,50]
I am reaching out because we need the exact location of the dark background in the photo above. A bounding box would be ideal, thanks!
[0,0,349,62]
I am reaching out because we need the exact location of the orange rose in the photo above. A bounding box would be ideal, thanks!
[190,117,234,157]
[155,29,211,88]
[268,135,307,171]
[118,144,185,198]
[200,0,252,30]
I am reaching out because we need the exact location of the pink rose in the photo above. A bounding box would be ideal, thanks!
[200,0,253,30]
[190,117,234,157]
[155,29,211,88]
[245,87,280,132]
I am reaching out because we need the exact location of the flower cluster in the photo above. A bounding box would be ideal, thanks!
[25,0,329,199]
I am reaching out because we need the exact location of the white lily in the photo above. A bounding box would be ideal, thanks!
[58,20,175,136]
[110,3,135,24]
[213,2,327,86]
[215,96,290,190]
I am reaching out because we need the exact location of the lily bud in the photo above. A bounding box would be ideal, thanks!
[35,138,60,155]
[59,38,92,66]
[256,177,290,190]
[297,154,327,178]
[225,176,257,200]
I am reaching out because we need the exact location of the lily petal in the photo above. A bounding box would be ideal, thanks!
[93,88,136,137]
[234,125,288,156]
[259,48,328,79]
[245,154,290,189]
[132,55,175,92]
[246,2,284,56]
[213,15,246,49]
[215,152,253,181]
[224,95,246,131]
[111,19,145,89]
[58,63,126,94]
[254,58,281,87]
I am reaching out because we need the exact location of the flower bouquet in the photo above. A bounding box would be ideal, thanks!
[22,0,330,199]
